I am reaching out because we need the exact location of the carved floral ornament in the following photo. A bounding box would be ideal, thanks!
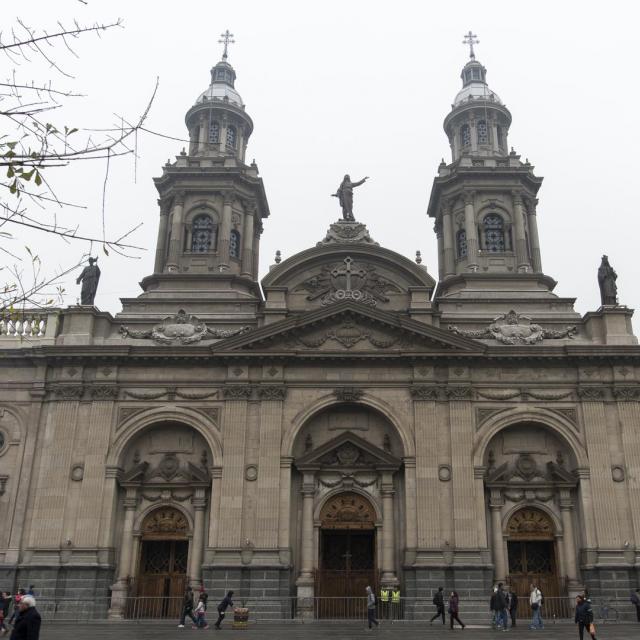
[296,319,402,350]
[449,310,577,345]
[119,309,249,345]
[506,508,555,540]
[141,507,189,539]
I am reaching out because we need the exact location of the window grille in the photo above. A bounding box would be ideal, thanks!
[229,229,241,259]
[456,229,468,258]
[191,214,215,252]
[483,214,505,252]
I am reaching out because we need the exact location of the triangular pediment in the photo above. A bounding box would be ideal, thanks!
[296,431,402,470]
[214,301,484,354]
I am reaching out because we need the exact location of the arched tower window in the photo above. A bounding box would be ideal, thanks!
[209,121,220,144]
[229,229,241,259]
[483,214,506,252]
[226,126,237,151]
[461,124,471,148]
[456,229,468,258]
[191,214,216,252]
[477,120,489,145]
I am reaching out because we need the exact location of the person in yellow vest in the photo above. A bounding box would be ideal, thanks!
[391,587,401,620]
[379,586,390,620]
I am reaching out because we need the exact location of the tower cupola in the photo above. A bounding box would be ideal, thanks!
[444,32,511,162]
[185,30,253,162]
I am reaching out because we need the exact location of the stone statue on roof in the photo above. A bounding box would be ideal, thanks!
[331,174,369,221]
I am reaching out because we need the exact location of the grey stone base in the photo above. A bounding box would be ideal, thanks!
[581,566,640,621]
[202,565,294,619]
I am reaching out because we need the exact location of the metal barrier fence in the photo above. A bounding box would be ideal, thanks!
[29,595,630,623]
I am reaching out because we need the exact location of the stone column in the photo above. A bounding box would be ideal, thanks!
[219,192,234,267]
[241,205,255,277]
[207,467,222,550]
[296,472,316,597]
[278,457,294,565]
[489,490,506,582]
[381,471,398,585]
[470,117,478,152]
[512,191,531,272]
[108,492,137,619]
[442,201,456,277]
[526,197,543,272]
[435,220,445,281]
[166,194,185,272]
[198,115,207,154]
[403,457,417,565]
[618,400,640,542]
[491,118,500,154]
[559,491,579,587]
[463,191,479,270]
[153,201,170,273]
[189,491,207,584]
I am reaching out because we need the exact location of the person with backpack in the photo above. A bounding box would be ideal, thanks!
[495,583,508,630]
[448,591,465,630]
[575,594,597,640]
[192,592,209,630]
[177,585,196,628]
[365,586,379,630]
[430,586,445,625]
[214,590,234,630]
[631,588,640,622]
[529,583,544,629]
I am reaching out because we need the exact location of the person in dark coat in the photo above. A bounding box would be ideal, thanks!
[631,588,640,622]
[448,591,465,630]
[430,586,445,624]
[1,591,11,636]
[575,595,597,640]
[495,583,508,630]
[214,590,234,630]
[9,595,40,640]
[508,587,518,628]
[178,586,196,628]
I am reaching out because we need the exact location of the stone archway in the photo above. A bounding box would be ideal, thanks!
[134,507,190,618]
[316,492,378,616]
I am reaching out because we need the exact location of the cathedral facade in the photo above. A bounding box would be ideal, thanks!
[1,43,639,620]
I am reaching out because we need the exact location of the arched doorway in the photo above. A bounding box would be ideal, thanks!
[316,492,377,617]
[506,508,560,601]
[133,507,190,618]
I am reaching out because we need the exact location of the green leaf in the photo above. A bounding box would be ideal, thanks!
[34,172,42,186]
[103,245,109,256]
[6,166,14,178]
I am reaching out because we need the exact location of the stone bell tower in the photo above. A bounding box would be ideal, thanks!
[427,34,580,327]
[120,32,269,322]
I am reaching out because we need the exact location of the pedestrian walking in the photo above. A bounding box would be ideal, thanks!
[430,586,446,625]
[0,591,11,636]
[529,583,544,629]
[507,587,518,628]
[495,583,509,630]
[448,591,465,630]
[631,588,640,622]
[490,587,498,628]
[193,593,209,630]
[177,585,196,628]
[9,595,40,640]
[365,586,379,630]
[575,595,597,640]
[214,590,234,630]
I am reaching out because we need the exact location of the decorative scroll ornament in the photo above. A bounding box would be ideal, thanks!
[53,385,84,399]
[449,310,577,345]
[506,508,554,540]
[119,309,249,345]
[141,507,189,538]
[410,386,441,400]
[297,256,398,308]
[612,387,640,401]
[223,386,253,400]
[317,220,378,246]
[257,386,287,400]
[477,389,521,400]
[577,387,606,400]
[297,320,400,350]
[90,385,119,400]
[333,387,364,402]
[319,492,376,530]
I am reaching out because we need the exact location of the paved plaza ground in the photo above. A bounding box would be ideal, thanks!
[41,621,640,640]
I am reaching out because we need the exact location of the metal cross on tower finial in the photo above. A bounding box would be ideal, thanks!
[462,30,479,59]
[219,29,235,60]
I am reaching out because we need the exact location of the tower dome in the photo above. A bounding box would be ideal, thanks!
[185,31,253,162]
[443,32,512,162]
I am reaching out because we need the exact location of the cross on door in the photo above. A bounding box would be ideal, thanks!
[341,549,353,571]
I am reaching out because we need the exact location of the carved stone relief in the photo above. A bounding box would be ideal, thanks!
[449,310,577,345]
[296,320,401,350]
[319,492,376,529]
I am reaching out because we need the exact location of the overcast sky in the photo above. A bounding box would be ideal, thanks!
[8,0,640,323]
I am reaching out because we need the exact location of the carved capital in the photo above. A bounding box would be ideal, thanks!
[123,497,138,510]
[612,387,640,401]
[444,386,473,400]
[90,385,119,400]
[222,191,235,206]
[257,386,287,401]
[462,190,475,206]
[53,385,84,400]
[223,386,253,400]
[333,388,364,402]
[409,385,440,401]
[511,190,523,206]
[577,387,606,401]
[0,475,8,496]
[173,191,186,206]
